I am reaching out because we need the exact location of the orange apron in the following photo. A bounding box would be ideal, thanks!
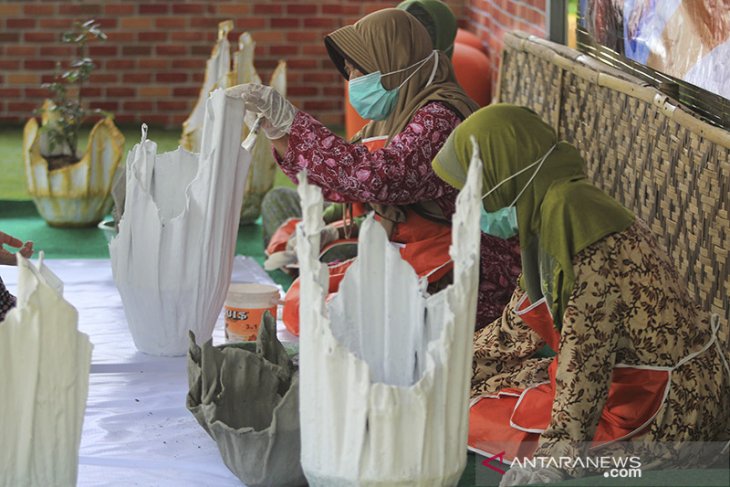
[468,293,671,462]
[277,135,454,335]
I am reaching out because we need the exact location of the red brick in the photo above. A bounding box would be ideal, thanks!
[288,86,318,97]
[172,87,200,97]
[26,32,57,43]
[122,45,152,56]
[120,16,154,30]
[105,3,135,15]
[123,73,153,83]
[287,59,318,70]
[58,3,102,16]
[138,32,167,42]
[304,18,337,28]
[139,86,170,97]
[286,31,319,43]
[157,100,189,111]
[191,72,204,83]
[237,17,267,29]
[270,45,299,56]
[191,45,213,56]
[302,100,340,111]
[0,32,21,43]
[0,60,21,70]
[89,46,118,57]
[254,4,283,15]
[216,4,250,16]
[0,3,22,16]
[303,45,327,56]
[6,18,36,29]
[24,60,56,71]
[156,45,187,56]
[271,18,300,29]
[139,58,169,69]
[106,87,135,97]
[8,102,38,112]
[9,45,38,57]
[186,17,219,32]
[106,32,135,43]
[156,72,188,83]
[39,18,75,30]
[290,4,320,15]
[40,45,73,57]
[93,101,119,112]
[156,17,187,29]
[89,73,119,83]
[123,101,151,111]
[170,32,205,42]
[107,59,135,70]
[0,88,23,98]
[139,4,169,14]
[174,59,205,69]
[7,73,40,85]
[172,3,206,14]
[81,87,103,97]
[24,4,55,15]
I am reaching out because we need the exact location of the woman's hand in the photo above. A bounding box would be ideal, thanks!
[226,83,298,140]
[0,232,33,266]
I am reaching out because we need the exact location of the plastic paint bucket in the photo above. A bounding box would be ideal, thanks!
[224,283,280,342]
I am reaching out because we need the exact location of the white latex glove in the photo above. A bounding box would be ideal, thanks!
[226,83,297,139]
[499,465,564,486]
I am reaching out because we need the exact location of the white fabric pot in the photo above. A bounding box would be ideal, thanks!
[111,89,250,356]
[0,254,92,487]
[180,20,233,152]
[296,138,484,486]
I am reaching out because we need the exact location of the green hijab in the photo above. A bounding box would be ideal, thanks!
[397,0,458,58]
[433,104,635,329]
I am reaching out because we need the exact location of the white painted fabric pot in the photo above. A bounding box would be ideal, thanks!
[0,254,92,487]
[111,89,250,356]
[180,20,233,152]
[296,140,483,486]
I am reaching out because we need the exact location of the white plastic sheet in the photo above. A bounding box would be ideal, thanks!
[296,140,483,486]
[111,88,250,356]
[0,255,92,487]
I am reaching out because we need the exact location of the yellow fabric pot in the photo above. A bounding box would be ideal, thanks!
[23,113,124,227]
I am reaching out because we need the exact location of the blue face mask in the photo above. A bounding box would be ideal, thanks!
[480,144,558,239]
[480,205,518,239]
[348,51,438,121]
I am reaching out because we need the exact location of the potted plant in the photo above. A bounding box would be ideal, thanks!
[23,19,124,227]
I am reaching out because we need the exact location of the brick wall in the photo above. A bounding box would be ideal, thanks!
[0,0,464,128]
[464,0,546,98]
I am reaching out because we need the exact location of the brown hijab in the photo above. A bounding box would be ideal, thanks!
[325,8,477,143]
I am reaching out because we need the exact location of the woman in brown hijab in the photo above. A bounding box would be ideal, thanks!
[228,8,520,333]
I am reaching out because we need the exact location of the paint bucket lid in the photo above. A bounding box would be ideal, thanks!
[225,283,280,309]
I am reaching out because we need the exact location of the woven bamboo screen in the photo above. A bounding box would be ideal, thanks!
[498,32,729,328]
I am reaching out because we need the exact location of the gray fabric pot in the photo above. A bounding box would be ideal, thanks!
[187,313,305,487]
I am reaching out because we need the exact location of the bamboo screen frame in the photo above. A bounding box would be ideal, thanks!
[497,31,729,328]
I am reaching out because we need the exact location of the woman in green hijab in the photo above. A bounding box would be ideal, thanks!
[433,104,730,485]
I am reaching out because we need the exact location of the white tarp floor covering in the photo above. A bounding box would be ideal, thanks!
[3,256,295,486]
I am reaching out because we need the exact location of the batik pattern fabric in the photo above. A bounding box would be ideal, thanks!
[472,219,730,475]
[275,102,521,326]
[0,277,16,323]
